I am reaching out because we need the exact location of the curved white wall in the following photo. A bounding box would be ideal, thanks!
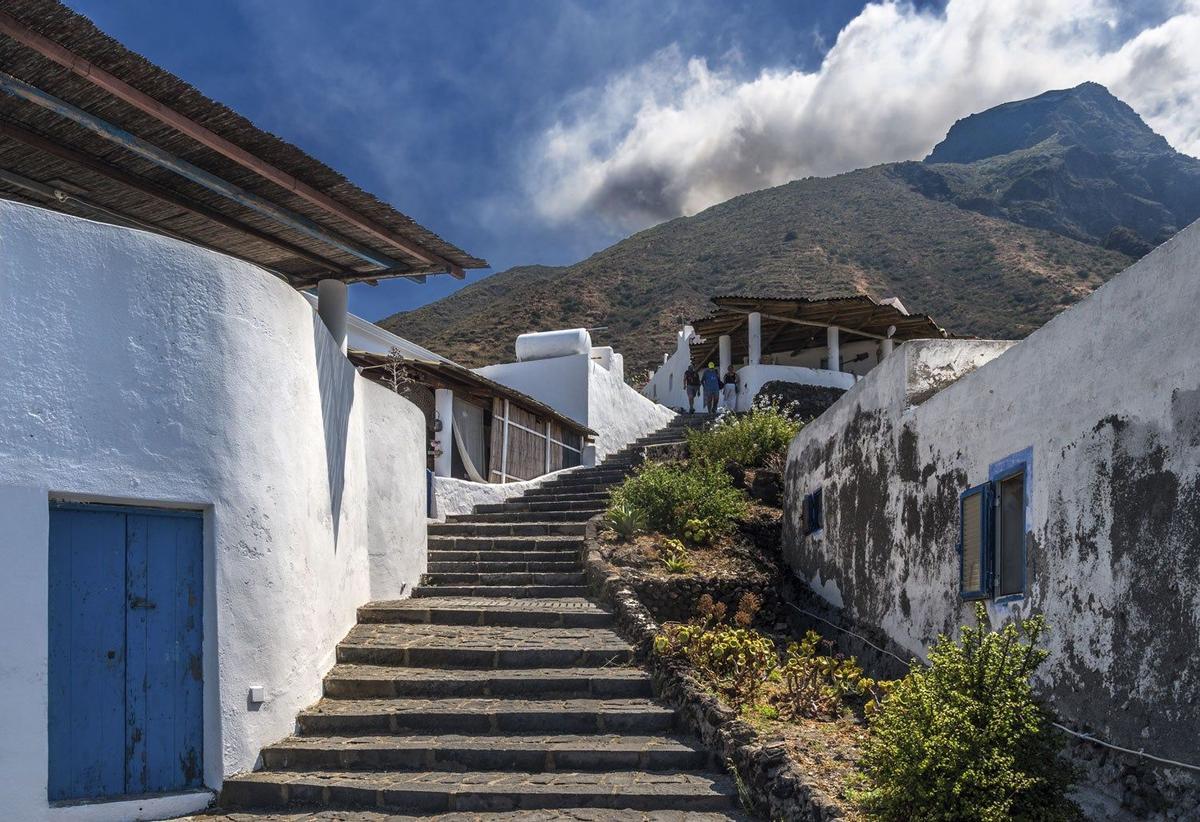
[0,201,427,820]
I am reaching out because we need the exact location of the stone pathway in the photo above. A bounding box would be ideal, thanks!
[215,417,743,818]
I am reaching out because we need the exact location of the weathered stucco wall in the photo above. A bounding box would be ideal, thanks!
[782,221,1200,811]
[0,201,427,821]
[430,467,581,520]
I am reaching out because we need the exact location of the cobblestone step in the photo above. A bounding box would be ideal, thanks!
[296,697,676,735]
[323,665,652,699]
[336,624,633,669]
[196,809,743,820]
[357,597,608,629]
[428,535,585,552]
[520,489,612,501]
[420,571,587,588]
[413,585,590,599]
[429,522,588,537]
[475,500,609,514]
[259,733,712,773]
[427,560,580,574]
[221,769,738,813]
[447,511,598,524]
[427,549,581,565]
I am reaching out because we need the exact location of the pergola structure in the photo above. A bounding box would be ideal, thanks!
[0,1,486,346]
[689,294,952,371]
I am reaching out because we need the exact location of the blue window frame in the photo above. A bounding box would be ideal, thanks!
[803,488,823,535]
[958,483,991,599]
[959,448,1032,601]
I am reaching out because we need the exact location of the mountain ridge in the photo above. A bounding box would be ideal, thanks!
[383,83,1196,369]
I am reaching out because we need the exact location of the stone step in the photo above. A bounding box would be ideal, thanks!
[335,624,633,669]
[474,500,608,514]
[542,473,628,486]
[428,549,580,565]
[295,697,676,735]
[447,511,597,524]
[427,560,580,574]
[428,535,585,552]
[429,522,588,537]
[413,585,590,599]
[518,490,611,502]
[199,809,743,821]
[259,733,711,773]
[323,665,653,699]
[221,768,738,813]
[419,571,587,588]
[357,598,608,629]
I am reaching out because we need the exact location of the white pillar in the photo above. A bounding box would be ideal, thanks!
[827,325,840,372]
[718,335,732,375]
[747,312,762,365]
[434,388,454,478]
[881,338,894,360]
[316,278,349,354]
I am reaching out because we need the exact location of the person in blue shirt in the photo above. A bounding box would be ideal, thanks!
[700,361,722,414]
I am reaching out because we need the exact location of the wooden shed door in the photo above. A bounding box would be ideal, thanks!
[48,503,203,801]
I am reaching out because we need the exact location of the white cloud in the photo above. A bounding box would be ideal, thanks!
[528,0,1200,229]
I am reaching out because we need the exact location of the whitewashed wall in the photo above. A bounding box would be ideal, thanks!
[782,220,1200,810]
[477,349,674,461]
[643,325,696,410]
[0,201,427,821]
[430,467,582,520]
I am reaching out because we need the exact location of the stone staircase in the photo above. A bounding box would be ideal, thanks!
[219,416,743,818]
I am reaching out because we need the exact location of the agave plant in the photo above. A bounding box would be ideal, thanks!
[604,502,645,541]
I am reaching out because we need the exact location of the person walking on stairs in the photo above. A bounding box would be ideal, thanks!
[683,363,700,413]
[721,365,738,411]
[701,361,721,414]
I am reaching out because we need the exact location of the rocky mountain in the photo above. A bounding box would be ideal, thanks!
[383,83,1195,370]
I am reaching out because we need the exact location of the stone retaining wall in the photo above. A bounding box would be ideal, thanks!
[582,517,846,822]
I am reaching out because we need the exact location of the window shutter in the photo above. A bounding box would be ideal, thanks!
[959,483,990,599]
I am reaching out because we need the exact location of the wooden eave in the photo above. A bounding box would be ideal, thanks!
[689,294,954,366]
[351,350,595,439]
[0,0,487,287]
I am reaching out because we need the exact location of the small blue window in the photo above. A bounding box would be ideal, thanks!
[959,483,990,600]
[804,488,823,535]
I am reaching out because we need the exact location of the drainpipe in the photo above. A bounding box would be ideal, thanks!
[827,325,841,372]
[880,325,896,361]
[317,278,348,354]
[747,312,762,365]
[434,388,454,478]
[718,335,732,376]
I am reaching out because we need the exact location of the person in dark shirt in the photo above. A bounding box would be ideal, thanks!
[701,361,721,414]
[683,364,700,413]
[721,365,738,410]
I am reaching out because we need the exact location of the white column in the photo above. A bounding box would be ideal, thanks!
[316,278,349,354]
[718,335,732,375]
[747,312,762,365]
[827,325,840,372]
[434,388,454,478]
[881,338,894,360]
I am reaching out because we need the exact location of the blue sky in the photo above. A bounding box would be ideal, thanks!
[66,0,1197,321]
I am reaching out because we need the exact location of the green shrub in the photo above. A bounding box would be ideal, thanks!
[855,604,1079,822]
[609,461,747,537]
[687,400,802,468]
[776,629,875,719]
[655,594,776,707]
[659,537,692,573]
[603,502,644,541]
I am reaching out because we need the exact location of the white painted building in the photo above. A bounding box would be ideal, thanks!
[0,201,436,820]
[476,329,676,462]
[781,219,1200,814]
[644,295,949,415]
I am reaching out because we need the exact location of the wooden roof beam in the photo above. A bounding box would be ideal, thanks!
[0,117,349,274]
[0,10,464,278]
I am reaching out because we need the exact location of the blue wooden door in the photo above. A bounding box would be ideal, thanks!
[49,504,203,802]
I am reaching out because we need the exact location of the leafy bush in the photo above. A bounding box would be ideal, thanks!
[603,502,644,541]
[776,630,876,719]
[687,400,802,468]
[856,604,1079,821]
[609,461,747,537]
[681,517,714,545]
[655,594,777,707]
[659,537,692,573]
